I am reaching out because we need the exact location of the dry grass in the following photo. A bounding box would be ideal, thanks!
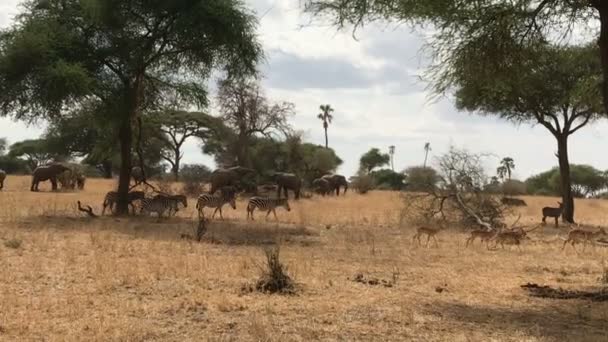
[1,176,608,341]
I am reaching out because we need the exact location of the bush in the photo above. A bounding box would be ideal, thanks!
[371,169,406,190]
[403,166,439,192]
[178,164,212,196]
[4,238,22,249]
[0,156,29,174]
[254,246,296,294]
[502,179,527,196]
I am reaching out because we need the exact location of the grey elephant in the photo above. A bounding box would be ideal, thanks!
[57,165,86,190]
[209,166,256,194]
[312,177,331,196]
[0,169,6,190]
[31,163,71,192]
[275,172,302,200]
[322,174,348,196]
[132,166,144,186]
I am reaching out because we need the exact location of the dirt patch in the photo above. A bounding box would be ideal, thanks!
[521,283,608,302]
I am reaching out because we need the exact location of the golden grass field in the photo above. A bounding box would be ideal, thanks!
[1,175,608,341]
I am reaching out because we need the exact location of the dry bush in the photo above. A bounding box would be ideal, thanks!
[156,176,174,194]
[351,174,373,194]
[183,180,204,197]
[252,245,297,294]
[4,238,22,249]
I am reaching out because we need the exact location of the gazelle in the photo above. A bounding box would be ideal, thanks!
[491,224,540,251]
[465,229,497,249]
[542,202,563,228]
[562,227,607,252]
[412,224,443,248]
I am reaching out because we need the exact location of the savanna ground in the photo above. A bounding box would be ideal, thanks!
[1,176,608,341]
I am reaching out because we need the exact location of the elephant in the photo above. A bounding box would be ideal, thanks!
[209,166,256,194]
[57,166,86,190]
[0,169,5,190]
[132,166,144,186]
[322,174,348,196]
[274,172,301,200]
[312,177,331,196]
[31,163,72,192]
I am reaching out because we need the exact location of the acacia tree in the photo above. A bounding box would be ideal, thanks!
[359,147,390,174]
[217,77,294,168]
[305,0,608,115]
[148,110,222,181]
[450,44,602,222]
[9,139,66,170]
[0,0,261,214]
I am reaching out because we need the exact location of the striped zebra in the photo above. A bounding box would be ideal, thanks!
[196,191,237,220]
[153,193,187,216]
[102,191,145,215]
[246,196,291,221]
[140,196,176,218]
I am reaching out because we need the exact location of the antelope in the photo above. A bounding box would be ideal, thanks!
[491,225,539,251]
[412,225,442,248]
[465,229,497,249]
[542,202,563,228]
[562,227,608,251]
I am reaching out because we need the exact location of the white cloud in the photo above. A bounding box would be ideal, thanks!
[0,0,606,180]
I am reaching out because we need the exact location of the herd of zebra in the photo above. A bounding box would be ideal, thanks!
[101,186,292,221]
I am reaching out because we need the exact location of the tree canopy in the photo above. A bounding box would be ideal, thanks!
[359,148,390,173]
[0,0,262,213]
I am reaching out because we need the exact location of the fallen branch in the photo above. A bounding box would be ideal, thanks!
[455,193,494,231]
[77,201,97,218]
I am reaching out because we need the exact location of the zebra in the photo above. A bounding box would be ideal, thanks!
[246,196,291,221]
[140,196,175,218]
[196,191,237,220]
[153,193,188,216]
[102,191,145,215]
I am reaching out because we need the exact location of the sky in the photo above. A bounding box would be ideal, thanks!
[1,0,607,179]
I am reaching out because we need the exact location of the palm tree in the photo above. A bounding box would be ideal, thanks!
[423,142,431,168]
[388,145,395,171]
[317,104,334,148]
[496,165,508,181]
[499,157,515,180]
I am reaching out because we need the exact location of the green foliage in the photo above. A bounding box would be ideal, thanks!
[0,0,262,213]
[371,168,406,190]
[204,133,342,186]
[502,179,527,196]
[0,138,7,155]
[180,164,213,183]
[359,148,390,174]
[0,155,29,174]
[9,139,67,170]
[147,110,224,179]
[404,166,439,192]
[526,165,607,198]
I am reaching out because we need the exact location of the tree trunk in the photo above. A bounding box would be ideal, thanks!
[556,135,574,223]
[323,122,328,148]
[116,117,133,215]
[173,147,180,181]
[101,160,112,178]
[236,132,250,167]
[597,4,608,114]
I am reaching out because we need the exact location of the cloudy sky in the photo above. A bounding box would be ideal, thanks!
[1,0,607,179]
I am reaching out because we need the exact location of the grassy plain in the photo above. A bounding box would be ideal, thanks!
[1,175,608,341]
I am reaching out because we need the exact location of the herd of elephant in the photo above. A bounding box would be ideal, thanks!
[0,163,85,192]
[206,166,349,199]
[0,164,348,199]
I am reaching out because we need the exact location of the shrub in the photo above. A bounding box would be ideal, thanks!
[4,238,22,249]
[254,246,296,294]
[502,179,527,196]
